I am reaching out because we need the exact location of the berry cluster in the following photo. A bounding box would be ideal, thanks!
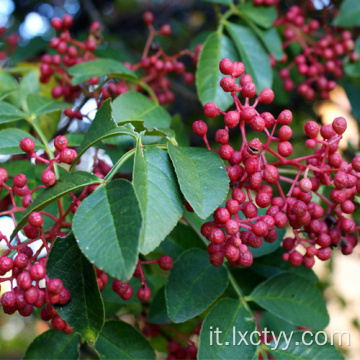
[111,255,173,302]
[193,58,359,269]
[0,26,18,61]
[40,14,97,105]
[20,136,77,189]
[133,11,199,105]
[40,12,198,121]
[0,139,82,330]
[273,4,358,100]
[0,238,72,333]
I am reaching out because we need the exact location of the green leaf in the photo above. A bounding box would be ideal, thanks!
[249,272,329,329]
[133,146,183,254]
[19,71,40,112]
[23,330,79,360]
[171,114,189,146]
[196,32,239,110]
[73,179,142,281]
[165,248,228,323]
[11,171,102,239]
[67,58,138,86]
[77,99,116,154]
[66,133,85,147]
[112,91,171,130]
[0,128,43,155]
[268,331,345,360]
[226,22,272,91]
[334,0,360,27]
[240,3,277,29]
[0,101,27,124]
[252,249,318,283]
[27,94,72,116]
[147,286,171,324]
[160,222,205,261]
[47,233,104,344]
[71,99,138,171]
[251,26,284,60]
[198,298,257,360]
[0,88,16,101]
[95,321,156,360]
[168,143,229,219]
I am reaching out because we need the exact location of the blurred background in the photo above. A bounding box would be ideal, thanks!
[0,0,360,359]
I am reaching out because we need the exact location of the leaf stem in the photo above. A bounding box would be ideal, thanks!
[104,148,136,182]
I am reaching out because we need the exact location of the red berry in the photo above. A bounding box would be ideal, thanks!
[62,14,74,28]
[20,138,35,154]
[0,256,13,272]
[219,144,234,160]
[13,174,27,188]
[160,24,171,36]
[204,102,220,118]
[121,285,133,300]
[52,85,63,98]
[30,263,46,281]
[42,170,56,187]
[209,229,225,244]
[332,117,347,135]
[28,212,43,228]
[51,315,66,330]
[51,18,63,30]
[277,110,293,125]
[289,252,303,266]
[47,278,63,294]
[241,82,256,98]
[137,285,151,302]
[192,120,208,136]
[238,251,253,267]
[85,39,97,51]
[24,224,39,239]
[258,88,274,104]
[278,125,292,141]
[224,111,240,129]
[278,141,293,157]
[219,58,234,75]
[158,255,173,270]
[143,11,154,25]
[299,178,312,193]
[215,129,229,144]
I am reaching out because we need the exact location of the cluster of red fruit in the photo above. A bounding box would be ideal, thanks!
[39,14,98,105]
[112,255,173,302]
[0,26,18,61]
[19,136,77,190]
[40,12,198,119]
[0,234,72,333]
[273,4,358,100]
[0,138,80,331]
[193,57,359,269]
[133,11,199,105]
